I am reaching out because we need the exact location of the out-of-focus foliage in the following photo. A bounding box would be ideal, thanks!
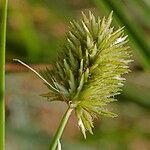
[6,0,74,63]
[5,0,150,150]
[94,0,150,70]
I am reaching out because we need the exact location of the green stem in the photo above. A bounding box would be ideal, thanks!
[0,0,8,149]
[49,107,73,150]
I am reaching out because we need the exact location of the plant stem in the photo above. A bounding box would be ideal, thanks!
[49,107,73,150]
[0,0,8,149]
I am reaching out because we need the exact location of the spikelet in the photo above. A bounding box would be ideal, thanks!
[41,11,132,137]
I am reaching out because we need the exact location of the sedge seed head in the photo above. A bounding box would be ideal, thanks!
[41,11,132,137]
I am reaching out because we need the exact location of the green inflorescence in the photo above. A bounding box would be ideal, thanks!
[41,11,132,138]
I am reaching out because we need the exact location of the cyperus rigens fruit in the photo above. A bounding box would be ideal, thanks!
[40,11,132,138]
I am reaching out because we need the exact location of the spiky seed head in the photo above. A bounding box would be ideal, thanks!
[41,11,132,137]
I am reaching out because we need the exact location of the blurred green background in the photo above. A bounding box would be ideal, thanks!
[5,0,150,150]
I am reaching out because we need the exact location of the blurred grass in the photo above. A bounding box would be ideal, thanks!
[93,0,150,70]
[7,0,75,63]
[121,84,150,110]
